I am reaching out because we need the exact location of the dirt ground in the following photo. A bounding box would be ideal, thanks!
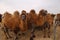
[0,23,60,40]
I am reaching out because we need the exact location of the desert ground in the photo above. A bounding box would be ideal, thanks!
[0,23,60,40]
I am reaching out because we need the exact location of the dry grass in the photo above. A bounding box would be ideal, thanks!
[0,23,60,40]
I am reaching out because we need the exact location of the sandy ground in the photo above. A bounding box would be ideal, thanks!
[0,23,60,40]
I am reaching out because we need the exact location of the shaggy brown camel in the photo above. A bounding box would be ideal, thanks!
[2,11,21,40]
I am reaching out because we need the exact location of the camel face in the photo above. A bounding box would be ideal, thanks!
[21,10,27,21]
[39,9,47,16]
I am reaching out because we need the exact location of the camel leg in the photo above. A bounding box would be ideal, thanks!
[45,22,50,38]
[3,27,8,39]
[30,24,35,40]
[48,24,50,38]
[3,27,12,39]
[43,26,46,38]
[43,22,47,38]
[30,28,35,40]
[14,27,20,40]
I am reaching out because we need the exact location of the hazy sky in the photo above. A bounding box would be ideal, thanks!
[0,0,60,14]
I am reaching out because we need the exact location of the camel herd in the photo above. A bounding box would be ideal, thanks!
[0,9,60,40]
